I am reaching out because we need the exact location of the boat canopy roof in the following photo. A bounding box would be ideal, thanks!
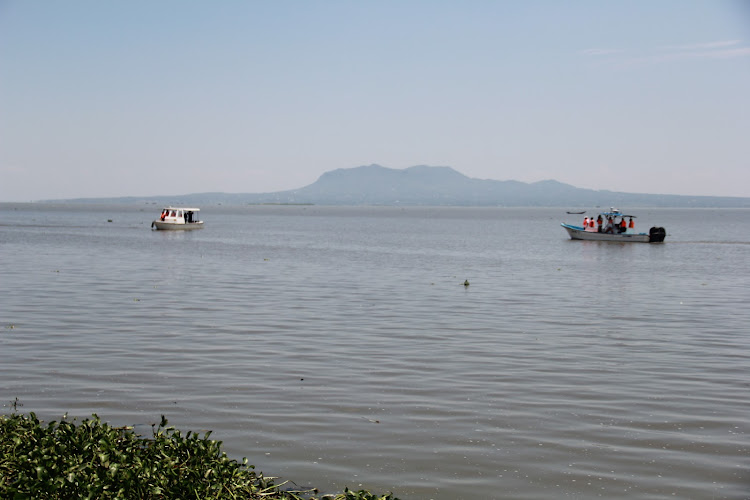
[598,208,635,218]
[600,212,636,218]
[162,207,200,211]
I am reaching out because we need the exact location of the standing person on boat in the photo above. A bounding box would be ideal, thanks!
[583,216,589,229]
[604,217,614,234]
[597,215,603,232]
[629,217,634,229]
[620,218,627,233]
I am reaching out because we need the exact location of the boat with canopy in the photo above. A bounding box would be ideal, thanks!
[151,207,204,230]
[561,208,666,243]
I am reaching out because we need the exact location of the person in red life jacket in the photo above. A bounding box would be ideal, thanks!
[620,218,627,233]
[597,215,603,232]
[160,210,167,221]
[583,216,589,229]
[589,218,595,230]
[629,217,634,230]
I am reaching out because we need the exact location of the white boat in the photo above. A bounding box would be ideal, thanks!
[561,209,666,243]
[151,207,204,230]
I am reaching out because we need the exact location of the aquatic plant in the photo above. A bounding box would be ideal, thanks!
[0,411,398,500]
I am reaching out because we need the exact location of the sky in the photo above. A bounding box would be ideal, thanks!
[1,1,749,201]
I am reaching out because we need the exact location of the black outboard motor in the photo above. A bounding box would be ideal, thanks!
[649,226,666,243]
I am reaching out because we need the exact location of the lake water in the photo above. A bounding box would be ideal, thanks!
[1,203,749,499]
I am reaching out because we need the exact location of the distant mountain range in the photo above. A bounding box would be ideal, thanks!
[50,164,750,207]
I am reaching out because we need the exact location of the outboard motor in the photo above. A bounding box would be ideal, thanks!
[649,226,666,243]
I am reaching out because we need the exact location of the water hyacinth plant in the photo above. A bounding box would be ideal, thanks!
[0,411,398,500]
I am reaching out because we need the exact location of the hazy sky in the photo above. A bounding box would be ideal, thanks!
[1,1,749,201]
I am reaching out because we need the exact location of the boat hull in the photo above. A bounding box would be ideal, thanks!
[561,224,653,243]
[152,220,204,230]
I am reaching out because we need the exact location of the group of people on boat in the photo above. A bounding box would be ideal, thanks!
[159,209,197,223]
[583,215,634,234]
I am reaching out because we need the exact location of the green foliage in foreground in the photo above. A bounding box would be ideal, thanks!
[0,412,398,500]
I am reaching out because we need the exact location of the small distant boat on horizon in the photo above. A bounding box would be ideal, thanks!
[151,207,204,230]
[566,210,586,214]
[561,208,666,243]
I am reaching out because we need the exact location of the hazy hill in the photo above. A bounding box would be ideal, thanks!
[49,164,750,207]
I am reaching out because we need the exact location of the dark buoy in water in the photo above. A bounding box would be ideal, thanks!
[464,280,470,287]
